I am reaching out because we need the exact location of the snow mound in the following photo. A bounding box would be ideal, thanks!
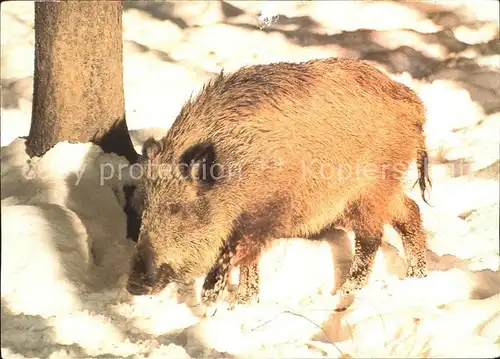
[1,136,499,358]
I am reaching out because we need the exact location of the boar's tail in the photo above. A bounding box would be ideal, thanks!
[414,135,432,206]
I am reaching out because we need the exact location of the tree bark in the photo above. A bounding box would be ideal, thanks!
[26,0,138,164]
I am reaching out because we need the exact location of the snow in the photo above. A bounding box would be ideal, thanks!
[2,1,500,358]
[2,125,499,359]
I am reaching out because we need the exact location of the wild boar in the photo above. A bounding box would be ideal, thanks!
[125,57,431,308]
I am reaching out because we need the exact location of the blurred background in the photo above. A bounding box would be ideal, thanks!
[1,0,499,174]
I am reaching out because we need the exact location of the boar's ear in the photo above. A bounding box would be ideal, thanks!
[179,142,219,185]
[142,138,162,160]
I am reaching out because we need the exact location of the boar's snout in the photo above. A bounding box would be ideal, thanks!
[126,248,155,296]
[126,279,152,296]
[126,236,177,296]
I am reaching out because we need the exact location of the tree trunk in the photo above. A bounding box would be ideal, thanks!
[26,0,138,164]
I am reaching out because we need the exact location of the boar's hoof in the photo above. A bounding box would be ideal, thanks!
[201,287,224,307]
[227,289,259,309]
[338,278,364,297]
[333,281,358,311]
[203,303,219,317]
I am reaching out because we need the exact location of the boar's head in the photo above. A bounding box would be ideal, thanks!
[126,137,234,296]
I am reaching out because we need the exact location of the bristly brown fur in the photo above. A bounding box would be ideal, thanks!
[125,57,431,306]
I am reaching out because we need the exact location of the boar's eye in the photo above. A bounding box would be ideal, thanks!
[166,203,180,215]
[179,142,220,185]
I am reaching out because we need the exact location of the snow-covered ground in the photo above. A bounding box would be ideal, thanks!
[1,1,499,358]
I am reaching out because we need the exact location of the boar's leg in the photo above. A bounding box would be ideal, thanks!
[390,194,428,278]
[338,198,385,295]
[228,260,260,306]
[226,234,265,306]
[201,235,240,306]
[201,235,263,308]
[339,229,383,295]
[201,247,233,306]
